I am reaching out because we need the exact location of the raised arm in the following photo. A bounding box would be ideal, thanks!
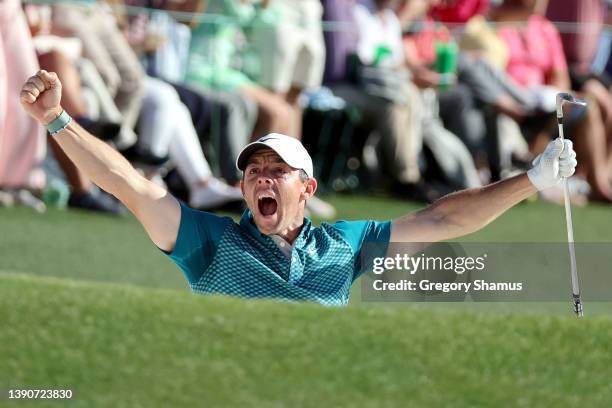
[391,138,577,243]
[20,70,180,251]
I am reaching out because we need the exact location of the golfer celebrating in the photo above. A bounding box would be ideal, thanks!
[21,71,577,305]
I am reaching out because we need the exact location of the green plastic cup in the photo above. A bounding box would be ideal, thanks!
[435,41,458,89]
[42,178,70,209]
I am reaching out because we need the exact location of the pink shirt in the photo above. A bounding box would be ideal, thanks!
[404,17,452,66]
[497,15,567,88]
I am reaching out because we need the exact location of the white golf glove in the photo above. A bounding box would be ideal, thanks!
[527,138,577,190]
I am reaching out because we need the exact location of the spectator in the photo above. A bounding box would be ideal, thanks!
[546,0,612,135]
[247,0,327,139]
[121,0,192,83]
[493,0,612,202]
[400,0,535,121]
[119,0,257,185]
[51,0,145,149]
[323,0,423,185]
[398,0,541,180]
[547,0,604,77]
[138,77,244,210]
[0,0,47,210]
[323,0,481,194]
[32,3,238,212]
[172,82,257,185]
[398,0,488,161]
[24,4,137,214]
[186,0,293,139]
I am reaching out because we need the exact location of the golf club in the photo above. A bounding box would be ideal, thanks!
[556,92,587,317]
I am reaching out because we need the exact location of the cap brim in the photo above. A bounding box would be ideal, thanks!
[236,142,279,172]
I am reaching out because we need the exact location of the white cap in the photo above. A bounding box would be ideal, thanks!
[236,133,314,178]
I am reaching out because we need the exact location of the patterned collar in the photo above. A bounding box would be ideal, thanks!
[239,209,313,248]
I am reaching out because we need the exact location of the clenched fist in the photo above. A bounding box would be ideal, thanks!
[20,70,63,125]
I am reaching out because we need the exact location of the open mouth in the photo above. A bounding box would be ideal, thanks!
[258,197,278,216]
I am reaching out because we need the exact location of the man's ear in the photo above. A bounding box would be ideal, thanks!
[302,177,317,200]
[240,180,245,197]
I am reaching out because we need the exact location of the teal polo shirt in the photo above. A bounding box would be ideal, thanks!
[165,202,391,305]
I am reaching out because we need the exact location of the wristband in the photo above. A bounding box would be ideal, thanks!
[47,110,72,136]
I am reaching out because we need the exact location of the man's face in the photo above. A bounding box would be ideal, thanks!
[240,149,316,236]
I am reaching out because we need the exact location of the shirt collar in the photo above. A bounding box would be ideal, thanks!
[239,209,312,247]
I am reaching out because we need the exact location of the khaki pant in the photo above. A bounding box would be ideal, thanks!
[249,0,326,92]
[331,82,422,183]
[52,3,144,137]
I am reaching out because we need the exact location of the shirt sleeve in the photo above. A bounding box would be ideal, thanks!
[331,219,392,280]
[162,201,234,285]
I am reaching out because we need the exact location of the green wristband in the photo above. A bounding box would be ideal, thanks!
[47,110,72,136]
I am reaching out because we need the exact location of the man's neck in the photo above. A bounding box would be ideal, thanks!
[277,219,304,244]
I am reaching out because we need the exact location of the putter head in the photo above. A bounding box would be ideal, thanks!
[573,294,584,317]
[556,93,587,118]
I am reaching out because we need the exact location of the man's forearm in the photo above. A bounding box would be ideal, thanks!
[429,173,537,236]
[50,113,150,205]
[21,71,180,250]
[392,137,576,243]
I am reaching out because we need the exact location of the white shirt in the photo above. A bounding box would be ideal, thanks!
[270,235,293,258]
[353,3,405,67]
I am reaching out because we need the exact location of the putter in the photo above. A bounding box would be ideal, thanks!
[556,93,586,317]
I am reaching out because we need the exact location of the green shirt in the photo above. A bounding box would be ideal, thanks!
[186,0,255,90]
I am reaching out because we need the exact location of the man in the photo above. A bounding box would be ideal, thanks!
[20,70,577,305]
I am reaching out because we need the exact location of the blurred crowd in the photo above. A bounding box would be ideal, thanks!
[1,0,612,217]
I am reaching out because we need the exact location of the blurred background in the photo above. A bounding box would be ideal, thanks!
[2,0,612,216]
[3,0,612,296]
[3,1,612,406]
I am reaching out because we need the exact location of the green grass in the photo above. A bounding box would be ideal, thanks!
[3,272,612,408]
[2,196,612,309]
[2,195,611,290]
[0,205,184,289]
[326,194,612,242]
[2,195,612,406]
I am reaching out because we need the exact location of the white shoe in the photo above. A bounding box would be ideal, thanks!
[189,179,244,210]
[13,189,46,213]
[0,190,15,207]
[305,196,336,219]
